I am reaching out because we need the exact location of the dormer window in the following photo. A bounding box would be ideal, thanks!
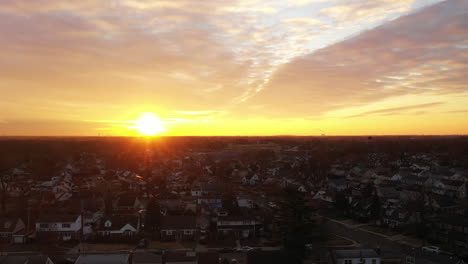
[104,220,112,227]
[4,222,11,229]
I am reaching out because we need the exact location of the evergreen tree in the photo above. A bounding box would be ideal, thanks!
[335,191,349,216]
[145,197,161,239]
[370,194,381,221]
[277,188,314,263]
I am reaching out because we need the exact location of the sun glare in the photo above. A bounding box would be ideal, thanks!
[135,113,164,136]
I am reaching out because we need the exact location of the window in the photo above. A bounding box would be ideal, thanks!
[184,230,193,235]
[62,223,71,228]
[344,260,352,264]
[40,223,48,228]
[166,230,172,235]
[4,222,11,229]
[372,259,377,264]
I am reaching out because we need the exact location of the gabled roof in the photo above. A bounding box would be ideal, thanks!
[100,215,138,231]
[432,194,457,208]
[0,217,22,233]
[440,179,465,188]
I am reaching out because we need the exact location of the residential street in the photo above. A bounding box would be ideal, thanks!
[323,217,462,263]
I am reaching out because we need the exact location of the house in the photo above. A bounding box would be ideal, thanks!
[35,214,82,241]
[425,194,458,212]
[197,197,222,208]
[313,190,335,203]
[97,215,139,241]
[242,174,260,185]
[382,209,416,229]
[440,180,467,199]
[0,217,26,243]
[328,249,381,264]
[160,216,197,241]
[329,178,350,192]
[75,254,129,264]
[114,194,137,212]
[217,215,260,238]
[191,188,202,197]
[237,196,255,208]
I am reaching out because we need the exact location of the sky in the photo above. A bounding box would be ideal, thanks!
[0,0,467,136]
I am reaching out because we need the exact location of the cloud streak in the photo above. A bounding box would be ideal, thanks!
[245,0,467,117]
[346,102,444,118]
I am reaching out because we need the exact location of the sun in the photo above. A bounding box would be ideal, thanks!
[135,113,165,136]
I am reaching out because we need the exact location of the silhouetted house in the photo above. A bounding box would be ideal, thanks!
[160,216,197,241]
[329,178,350,192]
[425,194,458,212]
[114,194,137,213]
[440,180,467,199]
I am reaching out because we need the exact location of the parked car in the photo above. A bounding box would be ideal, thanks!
[237,246,254,252]
[422,246,440,254]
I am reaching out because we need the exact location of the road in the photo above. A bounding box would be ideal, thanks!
[325,220,404,258]
[323,218,462,264]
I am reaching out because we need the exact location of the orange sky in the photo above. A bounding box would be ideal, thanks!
[0,0,467,136]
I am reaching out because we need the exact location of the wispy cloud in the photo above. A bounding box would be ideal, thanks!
[245,0,467,117]
[346,102,444,118]
[0,0,464,135]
